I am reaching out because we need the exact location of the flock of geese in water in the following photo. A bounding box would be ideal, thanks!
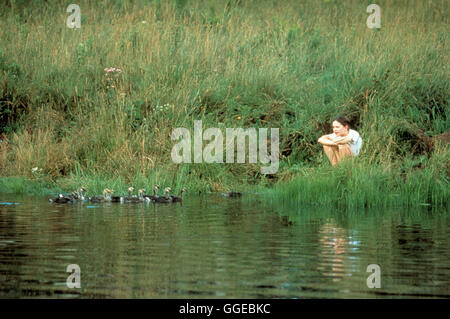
[49,186,242,204]
[49,185,186,204]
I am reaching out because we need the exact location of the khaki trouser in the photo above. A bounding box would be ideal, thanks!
[323,144,354,166]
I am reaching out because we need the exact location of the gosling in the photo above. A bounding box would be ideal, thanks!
[89,189,113,203]
[110,189,124,203]
[49,194,73,204]
[143,185,160,202]
[125,188,145,203]
[170,187,186,203]
[154,187,172,203]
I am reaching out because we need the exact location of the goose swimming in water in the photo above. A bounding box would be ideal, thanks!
[126,189,146,203]
[76,187,87,201]
[89,189,113,203]
[124,187,137,202]
[49,194,73,204]
[143,185,160,202]
[110,189,124,203]
[154,187,172,203]
[69,187,87,201]
[170,187,186,203]
[140,189,152,203]
[67,191,78,201]
[123,187,146,203]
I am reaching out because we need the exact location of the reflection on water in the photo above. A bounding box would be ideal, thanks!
[0,194,448,298]
[317,222,349,283]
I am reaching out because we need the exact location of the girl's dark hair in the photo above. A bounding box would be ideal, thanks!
[332,115,351,128]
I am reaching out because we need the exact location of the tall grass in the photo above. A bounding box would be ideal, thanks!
[0,0,448,205]
[267,146,449,209]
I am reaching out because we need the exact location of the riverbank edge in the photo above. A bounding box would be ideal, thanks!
[1,162,448,209]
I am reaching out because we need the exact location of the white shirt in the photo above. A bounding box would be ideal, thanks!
[329,129,362,155]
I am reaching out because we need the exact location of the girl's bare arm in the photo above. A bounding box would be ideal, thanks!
[333,136,353,145]
[318,135,337,146]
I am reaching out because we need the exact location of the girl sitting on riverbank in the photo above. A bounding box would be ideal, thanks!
[317,116,362,166]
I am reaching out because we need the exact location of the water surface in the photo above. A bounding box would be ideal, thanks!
[0,194,448,298]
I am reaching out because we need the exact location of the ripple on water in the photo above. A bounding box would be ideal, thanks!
[0,194,448,298]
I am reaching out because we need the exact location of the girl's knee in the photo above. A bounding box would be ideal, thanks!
[338,144,353,156]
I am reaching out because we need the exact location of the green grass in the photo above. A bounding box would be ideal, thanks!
[266,146,449,209]
[0,0,448,206]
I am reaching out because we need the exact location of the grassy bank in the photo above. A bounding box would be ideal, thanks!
[0,0,448,206]
[267,146,449,209]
